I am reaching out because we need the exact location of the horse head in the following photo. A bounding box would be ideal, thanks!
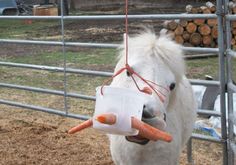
[110,30,186,144]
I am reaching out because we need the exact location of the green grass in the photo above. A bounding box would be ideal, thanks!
[186,57,219,79]
[0,48,117,92]
[2,49,117,67]
[0,20,60,39]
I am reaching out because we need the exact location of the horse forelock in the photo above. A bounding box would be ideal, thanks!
[118,31,185,83]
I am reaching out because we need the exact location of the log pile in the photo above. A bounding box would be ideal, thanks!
[161,2,219,48]
[229,0,236,50]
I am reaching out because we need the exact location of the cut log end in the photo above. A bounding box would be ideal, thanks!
[175,35,184,44]
[186,22,197,34]
[198,24,211,36]
[190,33,202,46]
[174,25,184,35]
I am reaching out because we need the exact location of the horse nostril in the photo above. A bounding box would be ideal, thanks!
[164,113,166,121]
[142,105,154,119]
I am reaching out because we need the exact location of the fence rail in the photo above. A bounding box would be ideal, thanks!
[0,14,217,20]
[0,39,219,53]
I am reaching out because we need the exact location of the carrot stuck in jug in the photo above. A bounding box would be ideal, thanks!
[97,113,172,142]
[131,117,172,142]
[68,113,172,143]
[68,119,93,134]
[96,113,117,125]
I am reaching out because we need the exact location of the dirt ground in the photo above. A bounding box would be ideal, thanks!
[0,19,223,164]
[0,105,222,165]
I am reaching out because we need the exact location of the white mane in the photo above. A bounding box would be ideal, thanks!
[118,30,185,83]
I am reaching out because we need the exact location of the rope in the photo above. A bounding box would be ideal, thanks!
[125,0,129,65]
[100,0,169,103]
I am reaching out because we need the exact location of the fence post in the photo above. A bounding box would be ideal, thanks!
[187,138,193,164]
[216,0,228,164]
[224,0,236,164]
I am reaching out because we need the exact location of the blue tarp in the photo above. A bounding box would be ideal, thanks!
[0,0,18,15]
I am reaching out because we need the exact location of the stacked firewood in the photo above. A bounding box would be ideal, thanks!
[229,1,236,50]
[229,1,236,14]
[161,2,218,48]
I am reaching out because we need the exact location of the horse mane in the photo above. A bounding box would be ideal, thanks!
[118,29,186,83]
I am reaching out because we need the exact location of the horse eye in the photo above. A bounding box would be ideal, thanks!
[169,83,176,91]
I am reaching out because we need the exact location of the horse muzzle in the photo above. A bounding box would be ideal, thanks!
[125,106,167,145]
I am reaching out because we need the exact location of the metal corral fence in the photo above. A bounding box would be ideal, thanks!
[0,0,235,164]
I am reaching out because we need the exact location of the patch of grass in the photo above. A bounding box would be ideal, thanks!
[0,67,64,89]
[186,57,219,79]
[67,74,106,94]
[0,20,60,39]
[1,49,117,67]
[0,48,117,93]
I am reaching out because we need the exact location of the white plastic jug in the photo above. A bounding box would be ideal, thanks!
[93,86,150,136]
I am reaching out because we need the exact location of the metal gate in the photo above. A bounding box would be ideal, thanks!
[225,0,236,164]
[0,0,234,164]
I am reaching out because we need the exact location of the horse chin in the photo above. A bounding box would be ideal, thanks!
[125,117,167,145]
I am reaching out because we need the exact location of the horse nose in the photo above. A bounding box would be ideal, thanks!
[142,105,166,121]
[142,105,154,118]
[141,87,152,95]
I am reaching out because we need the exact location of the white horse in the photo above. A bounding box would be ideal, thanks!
[109,30,197,165]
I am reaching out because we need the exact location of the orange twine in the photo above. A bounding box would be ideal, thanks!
[100,0,169,103]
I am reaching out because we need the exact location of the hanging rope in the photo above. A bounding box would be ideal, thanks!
[125,0,129,65]
[100,0,169,103]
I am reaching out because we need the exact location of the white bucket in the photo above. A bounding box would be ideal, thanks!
[93,86,150,136]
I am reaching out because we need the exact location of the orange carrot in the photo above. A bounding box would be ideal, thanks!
[68,119,93,134]
[131,117,172,142]
[96,113,117,125]
[95,113,172,143]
